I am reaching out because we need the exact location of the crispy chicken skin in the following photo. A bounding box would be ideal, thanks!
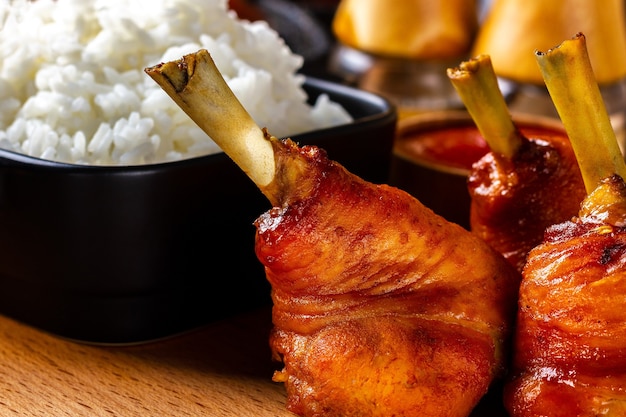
[468,133,586,273]
[255,137,520,417]
[504,175,626,416]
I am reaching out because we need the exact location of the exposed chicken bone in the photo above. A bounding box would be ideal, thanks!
[536,32,626,193]
[447,54,522,159]
[145,50,276,193]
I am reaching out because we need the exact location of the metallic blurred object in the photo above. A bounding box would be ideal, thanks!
[328,45,465,113]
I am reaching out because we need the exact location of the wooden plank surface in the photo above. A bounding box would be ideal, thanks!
[0,307,294,416]
[0,307,509,416]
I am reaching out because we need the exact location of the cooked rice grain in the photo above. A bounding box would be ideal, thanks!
[0,0,352,165]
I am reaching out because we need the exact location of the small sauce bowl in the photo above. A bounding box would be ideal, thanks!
[389,110,566,229]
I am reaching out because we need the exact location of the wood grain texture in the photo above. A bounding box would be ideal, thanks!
[0,307,294,417]
[0,307,509,416]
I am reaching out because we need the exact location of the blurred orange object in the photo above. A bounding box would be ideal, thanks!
[332,0,478,59]
[473,0,626,85]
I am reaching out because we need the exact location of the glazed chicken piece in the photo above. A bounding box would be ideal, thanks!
[504,34,626,416]
[146,50,521,417]
[506,175,626,416]
[256,136,519,417]
[448,55,586,273]
[468,131,585,273]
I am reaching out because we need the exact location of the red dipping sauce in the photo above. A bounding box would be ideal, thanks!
[398,125,489,171]
[389,111,566,229]
[394,112,566,173]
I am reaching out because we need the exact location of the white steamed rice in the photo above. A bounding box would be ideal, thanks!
[0,0,352,165]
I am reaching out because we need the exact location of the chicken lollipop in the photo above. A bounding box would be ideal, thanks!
[504,33,626,416]
[447,54,586,273]
[146,51,520,417]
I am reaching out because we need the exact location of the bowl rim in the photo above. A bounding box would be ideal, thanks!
[0,76,396,173]
[394,109,566,176]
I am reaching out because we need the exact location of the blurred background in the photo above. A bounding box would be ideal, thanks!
[230,0,625,128]
[228,0,493,109]
[234,0,626,228]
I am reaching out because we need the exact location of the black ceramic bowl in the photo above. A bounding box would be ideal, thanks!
[0,77,397,344]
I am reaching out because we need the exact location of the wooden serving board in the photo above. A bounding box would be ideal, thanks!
[0,307,508,416]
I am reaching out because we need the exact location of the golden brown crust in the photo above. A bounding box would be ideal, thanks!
[505,178,626,416]
[255,141,520,416]
[271,317,496,417]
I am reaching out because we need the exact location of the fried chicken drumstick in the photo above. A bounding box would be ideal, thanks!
[447,55,586,273]
[504,33,626,416]
[145,50,520,417]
